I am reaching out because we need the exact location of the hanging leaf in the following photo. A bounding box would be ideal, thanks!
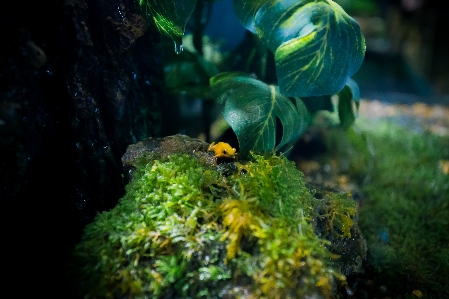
[291,96,313,134]
[337,78,360,129]
[137,0,197,46]
[233,0,366,97]
[210,72,309,155]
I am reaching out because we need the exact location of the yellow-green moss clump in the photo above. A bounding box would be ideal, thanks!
[71,153,356,298]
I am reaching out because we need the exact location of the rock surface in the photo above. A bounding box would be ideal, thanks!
[122,134,216,179]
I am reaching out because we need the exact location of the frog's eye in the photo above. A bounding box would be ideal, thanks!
[223,149,227,154]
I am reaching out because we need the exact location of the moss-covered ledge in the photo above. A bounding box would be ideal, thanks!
[70,135,366,298]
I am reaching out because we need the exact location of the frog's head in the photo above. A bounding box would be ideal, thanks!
[221,143,236,157]
[209,142,237,159]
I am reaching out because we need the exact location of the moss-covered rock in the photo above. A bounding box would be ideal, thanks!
[71,135,365,298]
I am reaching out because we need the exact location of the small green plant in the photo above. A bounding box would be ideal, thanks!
[138,0,365,155]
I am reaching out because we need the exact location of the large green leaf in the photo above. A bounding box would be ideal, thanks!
[137,0,196,47]
[210,72,309,154]
[233,0,365,97]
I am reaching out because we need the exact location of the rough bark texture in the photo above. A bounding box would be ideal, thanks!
[0,0,164,296]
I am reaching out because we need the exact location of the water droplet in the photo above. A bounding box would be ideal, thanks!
[174,41,183,54]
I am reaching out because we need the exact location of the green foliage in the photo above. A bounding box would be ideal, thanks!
[320,192,358,238]
[220,198,338,298]
[71,155,224,298]
[136,0,197,48]
[237,0,365,97]
[235,152,316,221]
[142,0,365,155]
[164,51,219,98]
[232,0,365,153]
[72,153,357,298]
[326,120,449,298]
[210,72,309,154]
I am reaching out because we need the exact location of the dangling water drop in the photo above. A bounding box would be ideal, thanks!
[174,41,183,54]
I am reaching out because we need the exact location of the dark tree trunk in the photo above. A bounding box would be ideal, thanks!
[0,0,164,296]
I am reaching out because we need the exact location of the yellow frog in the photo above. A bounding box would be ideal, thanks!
[208,142,237,164]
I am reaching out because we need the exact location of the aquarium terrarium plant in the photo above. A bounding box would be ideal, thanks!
[71,0,367,298]
[159,0,365,153]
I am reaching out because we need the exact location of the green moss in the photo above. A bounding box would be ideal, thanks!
[235,153,316,221]
[320,192,358,238]
[326,120,449,298]
[71,153,355,298]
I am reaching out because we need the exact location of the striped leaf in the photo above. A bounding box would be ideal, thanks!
[137,0,196,45]
[234,0,366,97]
[211,72,309,154]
